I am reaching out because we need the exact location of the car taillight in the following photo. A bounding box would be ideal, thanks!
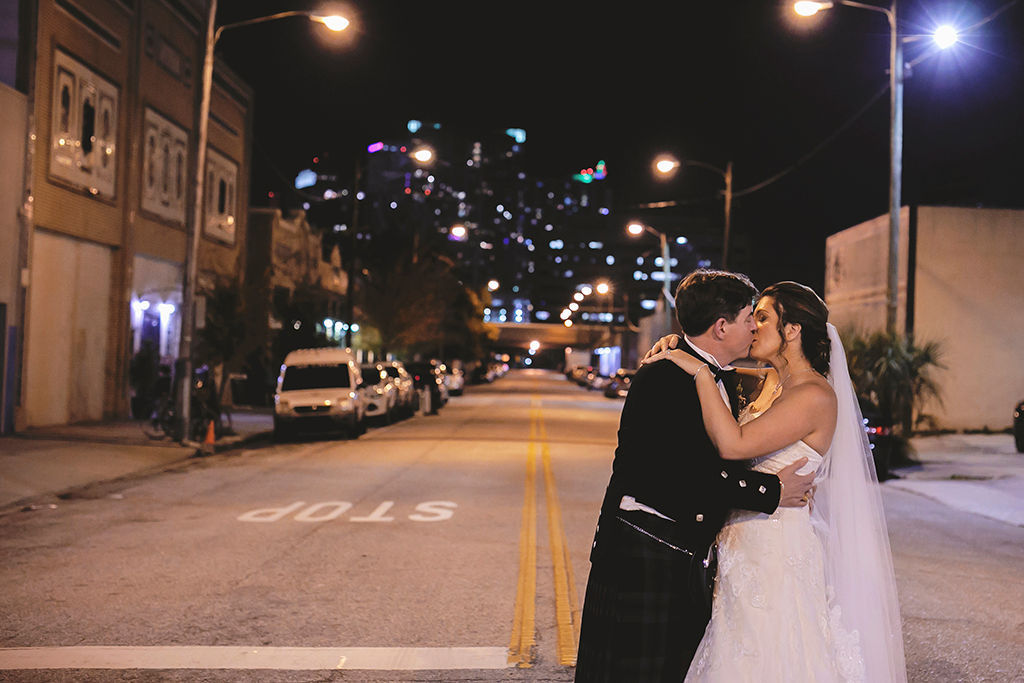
[867,426,892,436]
[414,375,420,381]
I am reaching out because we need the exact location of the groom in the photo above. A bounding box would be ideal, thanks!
[574,269,816,682]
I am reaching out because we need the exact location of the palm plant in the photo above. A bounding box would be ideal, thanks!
[844,330,944,436]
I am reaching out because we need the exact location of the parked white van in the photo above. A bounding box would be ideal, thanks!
[274,347,367,439]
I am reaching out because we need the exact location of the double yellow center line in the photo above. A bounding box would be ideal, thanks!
[508,399,581,668]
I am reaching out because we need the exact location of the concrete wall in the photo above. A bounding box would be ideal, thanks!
[0,83,27,432]
[825,206,1024,431]
[912,206,1024,431]
[824,206,910,336]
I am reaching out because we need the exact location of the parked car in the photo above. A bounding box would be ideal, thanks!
[604,369,635,398]
[406,361,447,414]
[859,398,896,480]
[572,365,595,387]
[586,370,611,392]
[359,363,398,424]
[1014,399,1024,452]
[440,361,465,396]
[380,360,418,416]
[274,348,366,440]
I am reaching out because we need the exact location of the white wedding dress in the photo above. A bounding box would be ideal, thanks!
[685,407,865,682]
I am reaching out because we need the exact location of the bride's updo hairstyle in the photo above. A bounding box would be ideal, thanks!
[759,281,831,376]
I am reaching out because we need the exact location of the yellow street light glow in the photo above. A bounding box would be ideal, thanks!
[596,282,610,295]
[627,222,645,236]
[560,309,572,320]
[653,155,680,175]
[580,285,593,296]
[934,25,959,49]
[314,14,350,31]
[412,147,434,163]
[573,292,584,302]
[569,302,579,311]
[794,1,832,16]
[450,224,467,239]
[564,319,573,328]
[487,279,500,291]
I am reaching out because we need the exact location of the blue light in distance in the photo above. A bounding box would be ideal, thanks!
[407,120,422,133]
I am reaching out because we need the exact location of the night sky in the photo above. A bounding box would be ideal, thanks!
[216,0,1024,293]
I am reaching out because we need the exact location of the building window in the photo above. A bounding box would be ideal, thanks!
[204,147,237,245]
[49,50,118,197]
[141,108,188,224]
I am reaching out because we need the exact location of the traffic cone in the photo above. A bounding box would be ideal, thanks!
[201,419,216,455]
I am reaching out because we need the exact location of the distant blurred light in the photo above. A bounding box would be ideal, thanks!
[560,309,572,320]
[588,241,603,249]
[407,120,422,133]
[535,311,550,321]
[323,189,338,199]
[599,207,610,216]
[698,259,712,267]
[676,236,689,245]
[505,128,527,144]
[524,357,532,365]
[606,255,615,266]
[487,279,500,291]
[549,239,564,250]
[295,168,317,189]
[302,202,310,210]
[580,285,593,296]
[573,292,584,302]
[633,270,644,281]
[564,319,573,328]
[390,201,398,209]
[356,191,365,201]
[596,282,610,295]
[412,147,434,163]
[569,303,579,311]
[641,300,657,310]
[449,225,467,241]
[351,324,359,333]
[627,222,645,236]
[367,141,385,153]
[934,25,959,49]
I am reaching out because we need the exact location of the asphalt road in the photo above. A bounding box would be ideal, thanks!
[0,369,1021,682]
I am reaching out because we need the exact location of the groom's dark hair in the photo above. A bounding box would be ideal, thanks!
[675,269,758,336]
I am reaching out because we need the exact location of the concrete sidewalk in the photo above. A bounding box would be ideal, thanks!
[890,433,1024,527]
[0,407,273,511]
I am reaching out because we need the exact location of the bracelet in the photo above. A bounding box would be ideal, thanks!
[694,364,711,382]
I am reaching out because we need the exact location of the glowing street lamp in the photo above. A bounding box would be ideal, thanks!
[178,4,349,441]
[652,154,733,267]
[627,221,674,333]
[449,224,467,240]
[595,282,610,296]
[487,279,500,292]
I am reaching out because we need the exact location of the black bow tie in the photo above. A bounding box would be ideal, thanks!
[711,365,736,383]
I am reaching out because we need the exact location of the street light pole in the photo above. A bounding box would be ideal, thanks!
[794,0,902,333]
[627,222,675,335]
[652,156,732,268]
[177,5,348,441]
[887,1,903,334]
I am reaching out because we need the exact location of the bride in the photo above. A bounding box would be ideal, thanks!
[644,281,906,682]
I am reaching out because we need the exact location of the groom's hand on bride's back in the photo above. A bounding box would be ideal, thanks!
[641,334,681,363]
[776,458,816,508]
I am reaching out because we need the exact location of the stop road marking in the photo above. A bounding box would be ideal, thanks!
[237,500,457,523]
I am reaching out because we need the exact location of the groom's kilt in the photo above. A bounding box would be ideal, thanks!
[575,512,712,683]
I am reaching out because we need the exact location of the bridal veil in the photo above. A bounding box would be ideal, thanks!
[811,323,907,682]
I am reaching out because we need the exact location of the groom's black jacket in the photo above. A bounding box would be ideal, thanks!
[593,344,781,555]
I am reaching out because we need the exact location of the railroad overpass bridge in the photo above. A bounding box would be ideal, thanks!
[490,322,618,351]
